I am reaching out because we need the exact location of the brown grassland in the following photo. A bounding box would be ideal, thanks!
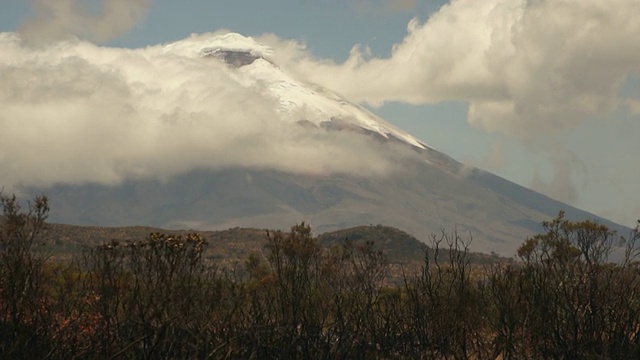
[2,194,640,359]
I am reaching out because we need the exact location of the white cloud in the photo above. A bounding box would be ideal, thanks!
[0,32,411,190]
[530,143,587,205]
[260,0,640,215]
[265,0,640,138]
[19,0,150,46]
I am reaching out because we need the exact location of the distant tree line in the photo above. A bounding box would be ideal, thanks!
[1,193,640,359]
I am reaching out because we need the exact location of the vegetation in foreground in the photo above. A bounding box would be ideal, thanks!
[1,194,640,359]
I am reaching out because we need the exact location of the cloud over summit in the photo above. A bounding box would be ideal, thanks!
[0,32,408,190]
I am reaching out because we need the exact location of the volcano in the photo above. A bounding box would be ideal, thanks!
[14,33,628,256]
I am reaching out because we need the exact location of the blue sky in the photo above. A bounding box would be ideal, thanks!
[1,0,639,226]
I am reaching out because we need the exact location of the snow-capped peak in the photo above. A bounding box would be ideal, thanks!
[167,32,429,150]
[198,32,273,59]
[162,32,272,60]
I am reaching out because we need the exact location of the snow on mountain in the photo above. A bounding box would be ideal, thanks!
[168,32,429,151]
[6,31,630,257]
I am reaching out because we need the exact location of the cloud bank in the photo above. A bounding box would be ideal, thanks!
[260,0,640,215]
[266,0,640,137]
[0,32,410,190]
[3,0,639,224]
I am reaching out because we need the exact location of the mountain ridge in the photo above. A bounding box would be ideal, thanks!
[39,221,513,271]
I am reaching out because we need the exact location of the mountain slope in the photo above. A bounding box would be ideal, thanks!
[41,163,628,257]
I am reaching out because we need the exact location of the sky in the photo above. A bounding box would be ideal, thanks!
[0,0,639,227]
